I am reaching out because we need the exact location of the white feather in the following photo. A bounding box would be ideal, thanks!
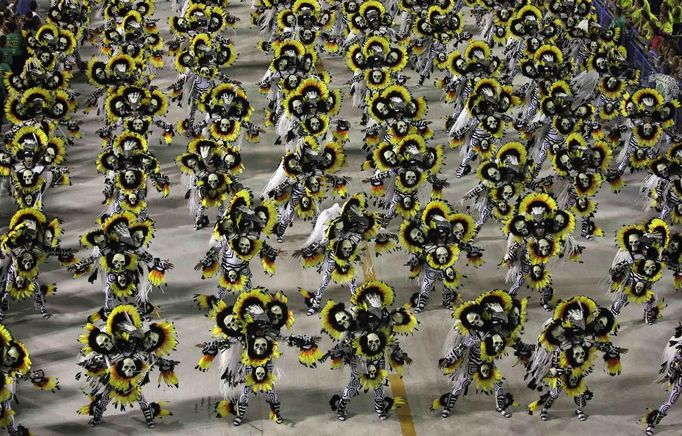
[218,342,245,398]
[365,294,382,308]
[276,112,294,138]
[616,122,634,165]
[571,70,599,103]
[611,248,633,268]
[561,234,581,260]
[526,343,553,387]
[304,203,341,246]
[450,106,472,137]
[261,163,288,198]
[657,331,682,383]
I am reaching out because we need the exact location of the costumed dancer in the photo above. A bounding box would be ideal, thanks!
[69,211,173,317]
[0,208,74,320]
[399,199,484,313]
[608,218,670,325]
[0,323,60,436]
[77,305,178,428]
[295,194,389,316]
[262,136,349,242]
[196,288,320,426]
[193,189,280,305]
[462,141,532,229]
[525,296,625,421]
[502,192,582,310]
[432,290,532,418]
[641,324,682,435]
[318,280,415,421]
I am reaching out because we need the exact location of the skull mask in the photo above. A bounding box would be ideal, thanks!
[291,99,303,115]
[409,228,425,244]
[537,238,551,256]
[207,173,219,190]
[22,169,34,185]
[334,310,352,330]
[144,331,160,351]
[269,305,284,325]
[452,223,465,241]
[366,333,381,352]
[339,240,354,259]
[308,117,321,132]
[435,246,449,264]
[491,334,504,353]
[487,167,500,181]
[307,177,320,193]
[571,345,586,365]
[253,337,268,356]
[466,312,484,328]
[642,123,653,137]
[44,147,56,163]
[223,314,240,332]
[643,259,657,277]
[112,253,126,270]
[383,150,398,166]
[577,173,590,188]
[404,170,418,187]
[254,366,266,381]
[500,184,514,200]
[121,358,137,378]
[95,333,113,352]
[115,273,129,288]
[2,346,21,367]
[131,118,145,132]
[124,170,136,186]
[20,253,35,270]
[367,364,378,379]
[237,237,251,254]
